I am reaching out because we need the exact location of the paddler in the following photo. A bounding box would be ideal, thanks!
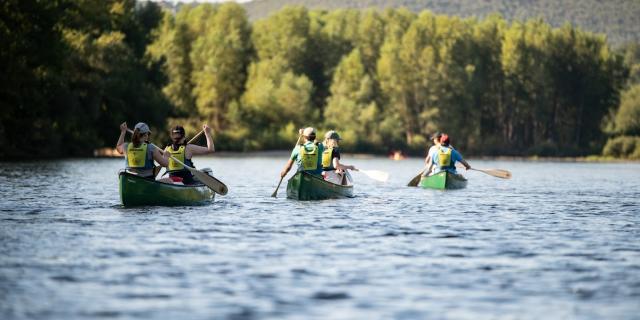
[424,131,443,173]
[116,122,168,179]
[280,127,324,178]
[425,134,471,175]
[163,124,215,184]
[321,130,357,184]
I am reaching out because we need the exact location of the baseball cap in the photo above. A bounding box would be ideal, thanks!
[324,130,341,140]
[302,127,316,137]
[134,122,151,134]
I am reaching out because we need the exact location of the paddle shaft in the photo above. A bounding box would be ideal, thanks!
[187,130,204,144]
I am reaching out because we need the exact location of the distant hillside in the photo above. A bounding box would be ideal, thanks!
[242,0,639,46]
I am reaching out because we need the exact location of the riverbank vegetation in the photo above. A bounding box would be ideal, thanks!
[1,0,639,159]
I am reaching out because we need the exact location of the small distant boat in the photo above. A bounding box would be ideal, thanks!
[119,171,214,207]
[286,171,354,200]
[420,171,468,190]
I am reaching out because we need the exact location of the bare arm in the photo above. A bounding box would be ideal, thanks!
[187,124,214,157]
[334,158,356,171]
[280,159,294,178]
[116,122,127,154]
[152,146,168,167]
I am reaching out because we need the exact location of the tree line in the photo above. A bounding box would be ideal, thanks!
[1,1,638,159]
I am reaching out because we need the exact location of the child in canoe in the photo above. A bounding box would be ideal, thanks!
[321,130,357,185]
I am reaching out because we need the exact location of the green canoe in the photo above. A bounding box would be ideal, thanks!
[119,171,214,207]
[419,171,468,190]
[286,171,354,200]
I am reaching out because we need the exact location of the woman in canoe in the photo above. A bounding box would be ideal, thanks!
[116,122,168,179]
[163,124,215,184]
[321,130,357,185]
[280,127,324,178]
[425,134,470,175]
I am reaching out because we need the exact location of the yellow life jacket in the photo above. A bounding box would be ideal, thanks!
[437,147,452,167]
[127,143,149,168]
[321,147,333,169]
[300,144,318,171]
[164,145,186,172]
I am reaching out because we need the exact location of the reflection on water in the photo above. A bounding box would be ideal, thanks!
[1,157,639,319]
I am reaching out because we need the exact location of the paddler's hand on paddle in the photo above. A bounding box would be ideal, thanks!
[120,122,128,133]
[203,124,212,135]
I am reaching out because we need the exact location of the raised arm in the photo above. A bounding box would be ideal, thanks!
[116,122,127,154]
[187,124,214,156]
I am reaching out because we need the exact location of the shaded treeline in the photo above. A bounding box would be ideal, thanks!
[1,0,170,159]
[1,1,637,159]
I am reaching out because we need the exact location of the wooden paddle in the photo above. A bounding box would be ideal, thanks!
[407,166,427,187]
[127,129,228,195]
[187,129,204,144]
[455,163,512,179]
[271,134,302,198]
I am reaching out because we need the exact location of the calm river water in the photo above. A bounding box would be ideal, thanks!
[0,156,639,320]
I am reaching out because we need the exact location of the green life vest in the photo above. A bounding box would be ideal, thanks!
[437,147,452,167]
[165,145,186,172]
[300,144,319,171]
[321,147,334,169]
[127,143,149,169]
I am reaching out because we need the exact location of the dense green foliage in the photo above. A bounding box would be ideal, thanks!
[1,2,635,159]
[240,0,640,46]
[0,0,170,159]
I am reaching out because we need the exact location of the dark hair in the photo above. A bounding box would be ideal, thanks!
[132,128,142,147]
[171,125,185,136]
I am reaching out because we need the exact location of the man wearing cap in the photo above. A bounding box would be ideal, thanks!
[116,122,168,179]
[280,127,324,178]
[163,124,214,184]
[426,134,470,175]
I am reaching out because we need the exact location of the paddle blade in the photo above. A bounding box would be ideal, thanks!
[189,168,228,195]
[407,173,423,187]
[476,168,512,179]
[271,177,284,198]
[359,170,389,182]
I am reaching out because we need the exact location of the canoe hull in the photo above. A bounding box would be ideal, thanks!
[119,172,214,207]
[419,171,468,190]
[286,172,354,200]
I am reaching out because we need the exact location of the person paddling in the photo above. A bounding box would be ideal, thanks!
[425,134,470,176]
[280,127,324,178]
[163,125,214,184]
[321,130,357,185]
[116,122,168,179]
[423,132,443,175]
